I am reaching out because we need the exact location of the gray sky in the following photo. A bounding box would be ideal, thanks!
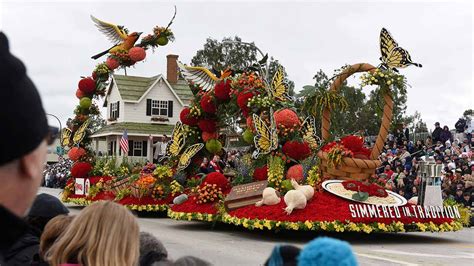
[1,0,472,131]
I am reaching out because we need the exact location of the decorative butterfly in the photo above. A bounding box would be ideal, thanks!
[177,143,204,171]
[379,28,422,71]
[178,62,232,92]
[268,67,291,101]
[252,110,278,159]
[301,116,320,148]
[165,121,186,158]
[61,119,91,147]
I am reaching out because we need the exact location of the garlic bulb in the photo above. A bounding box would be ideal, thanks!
[290,179,314,201]
[284,189,307,215]
[255,187,281,207]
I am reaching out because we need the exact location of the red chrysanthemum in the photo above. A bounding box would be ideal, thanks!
[68,147,86,161]
[202,131,218,142]
[128,47,146,62]
[353,147,371,159]
[198,119,217,133]
[180,107,198,126]
[282,141,311,161]
[71,162,92,178]
[274,109,300,129]
[253,165,268,181]
[202,172,229,190]
[78,78,95,94]
[340,135,364,153]
[286,164,304,182]
[214,79,231,101]
[200,94,217,114]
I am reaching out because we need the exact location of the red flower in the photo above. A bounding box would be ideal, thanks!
[214,79,231,101]
[286,164,304,181]
[246,116,255,132]
[253,165,268,181]
[198,119,217,133]
[78,78,95,94]
[68,147,86,161]
[202,172,229,190]
[202,131,218,142]
[274,109,300,129]
[340,135,364,152]
[282,141,311,161]
[106,57,119,70]
[76,88,86,99]
[237,90,254,117]
[71,162,92,178]
[353,147,371,159]
[180,107,198,126]
[321,142,337,152]
[200,93,217,114]
[128,47,146,62]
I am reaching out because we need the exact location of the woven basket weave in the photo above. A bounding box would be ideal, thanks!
[317,63,393,181]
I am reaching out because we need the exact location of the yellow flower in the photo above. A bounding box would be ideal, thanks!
[304,221,313,230]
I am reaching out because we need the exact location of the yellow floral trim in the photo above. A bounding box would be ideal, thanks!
[62,197,91,206]
[167,209,217,222]
[125,204,168,212]
[221,214,463,233]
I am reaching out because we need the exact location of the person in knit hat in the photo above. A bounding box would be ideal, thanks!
[0,32,56,265]
[297,237,358,266]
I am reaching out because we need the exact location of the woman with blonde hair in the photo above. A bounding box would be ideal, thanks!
[45,201,139,266]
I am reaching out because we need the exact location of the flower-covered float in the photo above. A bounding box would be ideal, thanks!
[60,21,468,232]
[166,28,466,233]
[61,10,181,211]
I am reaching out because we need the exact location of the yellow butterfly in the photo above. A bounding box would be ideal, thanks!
[178,62,232,92]
[165,121,186,158]
[379,28,422,71]
[301,116,320,149]
[177,143,204,171]
[252,110,278,159]
[61,119,91,147]
[268,67,291,101]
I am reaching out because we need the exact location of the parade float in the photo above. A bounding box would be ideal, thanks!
[60,18,467,233]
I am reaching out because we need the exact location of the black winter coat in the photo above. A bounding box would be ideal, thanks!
[4,228,40,266]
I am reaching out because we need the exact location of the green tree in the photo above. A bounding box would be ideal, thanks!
[191,36,294,95]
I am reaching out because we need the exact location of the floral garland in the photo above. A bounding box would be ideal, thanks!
[168,209,217,222]
[125,204,168,212]
[267,155,285,191]
[221,214,462,233]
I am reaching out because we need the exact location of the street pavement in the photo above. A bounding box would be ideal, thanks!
[40,187,474,266]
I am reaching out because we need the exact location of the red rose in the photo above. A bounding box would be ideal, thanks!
[78,78,95,94]
[202,172,229,190]
[214,79,231,101]
[253,165,268,181]
[200,93,217,114]
[282,141,311,161]
[237,91,254,116]
[340,135,364,152]
[198,119,217,133]
[180,107,198,126]
[71,162,92,178]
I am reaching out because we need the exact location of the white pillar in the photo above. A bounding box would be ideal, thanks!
[116,135,121,165]
[147,138,152,162]
[95,138,99,156]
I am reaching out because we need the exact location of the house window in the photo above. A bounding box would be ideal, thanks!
[151,100,168,116]
[111,102,119,119]
[133,141,143,156]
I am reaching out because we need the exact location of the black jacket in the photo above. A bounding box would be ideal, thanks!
[4,227,40,266]
[432,127,443,143]
[0,205,29,266]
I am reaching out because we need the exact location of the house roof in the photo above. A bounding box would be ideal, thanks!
[91,122,175,138]
[107,74,193,105]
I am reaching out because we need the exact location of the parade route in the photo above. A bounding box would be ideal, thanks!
[41,187,473,266]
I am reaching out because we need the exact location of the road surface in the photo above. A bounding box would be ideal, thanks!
[40,187,474,266]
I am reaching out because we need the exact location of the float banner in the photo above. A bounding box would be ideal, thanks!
[349,204,460,219]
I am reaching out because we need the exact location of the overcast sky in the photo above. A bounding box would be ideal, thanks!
[1,0,472,131]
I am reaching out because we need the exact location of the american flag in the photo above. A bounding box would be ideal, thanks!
[120,130,129,154]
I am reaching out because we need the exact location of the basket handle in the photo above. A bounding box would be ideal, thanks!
[321,63,393,160]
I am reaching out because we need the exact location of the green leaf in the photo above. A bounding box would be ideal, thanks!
[352,191,369,201]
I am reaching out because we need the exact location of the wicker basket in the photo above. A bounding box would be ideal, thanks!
[110,177,131,194]
[317,63,393,181]
[130,185,153,199]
